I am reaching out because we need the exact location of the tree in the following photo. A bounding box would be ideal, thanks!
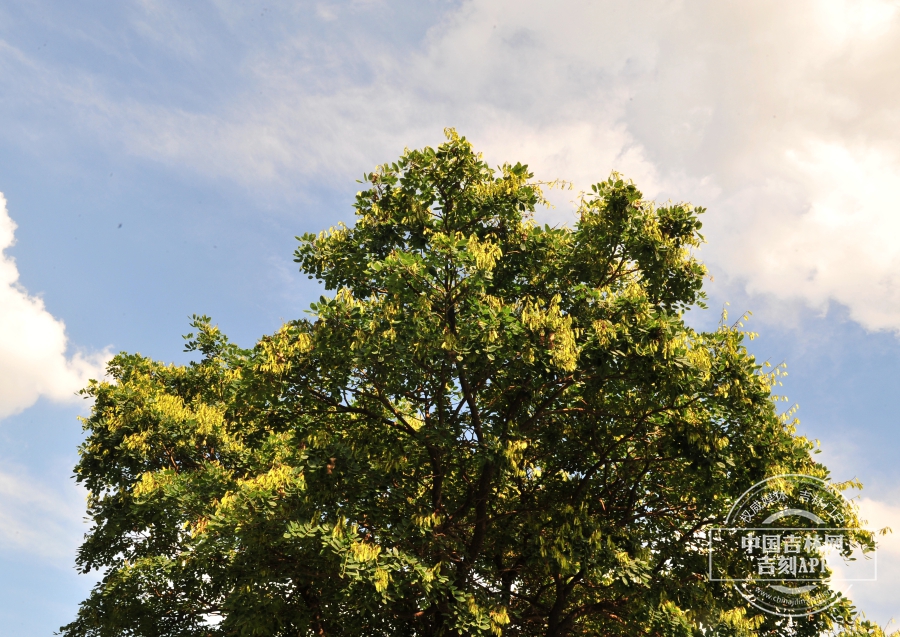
[63,130,876,637]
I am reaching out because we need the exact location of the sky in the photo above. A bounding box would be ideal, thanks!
[1,0,899,632]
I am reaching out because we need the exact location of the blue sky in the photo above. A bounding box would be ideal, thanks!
[1,0,899,632]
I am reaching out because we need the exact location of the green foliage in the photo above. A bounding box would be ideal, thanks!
[62,130,875,636]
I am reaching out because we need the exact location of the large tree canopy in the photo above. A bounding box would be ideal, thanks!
[63,131,878,637]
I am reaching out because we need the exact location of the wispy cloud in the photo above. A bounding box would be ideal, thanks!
[3,0,900,332]
[0,467,86,560]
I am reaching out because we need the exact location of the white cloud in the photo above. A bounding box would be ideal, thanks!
[4,0,900,330]
[841,497,900,626]
[858,497,900,556]
[721,141,900,331]
[780,493,900,624]
[0,193,108,419]
[0,467,86,560]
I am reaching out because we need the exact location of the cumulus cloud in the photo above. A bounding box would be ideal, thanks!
[789,493,900,624]
[3,0,900,331]
[841,497,900,626]
[0,193,107,419]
